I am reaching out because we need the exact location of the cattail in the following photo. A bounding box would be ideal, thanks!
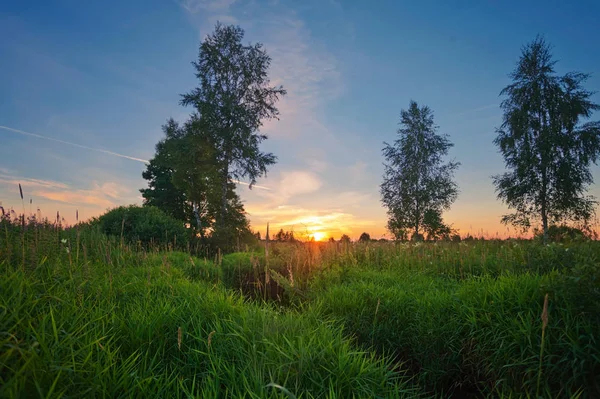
[76,209,79,222]
[537,293,550,396]
[177,327,182,351]
[18,183,23,200]
[207,331,215,348]
[265,222,270,258]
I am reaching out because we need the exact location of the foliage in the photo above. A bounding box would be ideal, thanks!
[339,234,351,243]
[274,228,297,242]
[139,130,191,224]
[381,101,460,240]
[422,209,455,241]
[96,205,188,249]
[0,254,415,398]
[180,23,285,229]
[358,232,371,242]
[534,224,590,243]
[2,223,600,398]
[493,36,600,239]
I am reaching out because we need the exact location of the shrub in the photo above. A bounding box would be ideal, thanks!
[96,205,188,249]
[535,225,590,243]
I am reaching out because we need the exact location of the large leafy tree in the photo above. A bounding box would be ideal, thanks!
[493,37,600,240]
[180,23,286,229]
[140,124,190,223]
[381,101,460,240]
[141,117,251,240]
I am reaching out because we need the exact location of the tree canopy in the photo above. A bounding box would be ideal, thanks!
[381,101,460,241]
[493,36,600,240]
[180,23,286,229]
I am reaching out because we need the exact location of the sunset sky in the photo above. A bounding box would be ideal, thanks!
[1,0,600,240]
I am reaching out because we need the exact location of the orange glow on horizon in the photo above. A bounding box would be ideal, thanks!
[310,231,327,241]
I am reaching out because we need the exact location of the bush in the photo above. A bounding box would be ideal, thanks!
[96,205,188,249]
[535,225,590,243]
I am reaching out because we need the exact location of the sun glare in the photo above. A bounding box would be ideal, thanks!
[311,231,327,241]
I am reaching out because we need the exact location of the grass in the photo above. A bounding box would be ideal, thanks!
[1,214,599,398]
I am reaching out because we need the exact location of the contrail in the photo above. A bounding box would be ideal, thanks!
[0,125,150,164]
[0,124,271,190]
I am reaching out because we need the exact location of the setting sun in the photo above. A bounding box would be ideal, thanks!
[310,231,327,241]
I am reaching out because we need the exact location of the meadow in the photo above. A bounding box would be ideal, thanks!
[1,215,599,398]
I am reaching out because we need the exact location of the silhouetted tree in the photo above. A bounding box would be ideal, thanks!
[140,130,190,223]
[381,101,460,241]
[274,229,286,242]
[493,36,600,241]
[339,234,351,243]
[141,117,251,242]
[422,209,454,241]
[358,232,371,242]
[328,237,336,243]
[180,23,286,231]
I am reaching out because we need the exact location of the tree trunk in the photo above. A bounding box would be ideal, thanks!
[541,169,548,244]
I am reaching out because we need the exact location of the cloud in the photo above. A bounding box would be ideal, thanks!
[179,0,237,13]
[178,1,343,140]
[279,170,322,198]
[35,191,115,209]
[0,175,70,192]
[245,203,379,238]
[0,171,135,219]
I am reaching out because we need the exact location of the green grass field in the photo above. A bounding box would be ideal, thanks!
[1,220,599,398]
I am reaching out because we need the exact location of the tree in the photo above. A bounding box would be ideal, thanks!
[358,232,371,242]
[273,229,296,242]
[381,101,460,241]
[339,234,351,243]
[140,127,190,223]
[422,209,454,241]
[493,37,600,241]
[274,228,286,242]
[141,117,251,242]
[180,23,286,230]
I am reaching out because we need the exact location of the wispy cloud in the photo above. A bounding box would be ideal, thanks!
[0,171,135,216]
[179,0,237,13]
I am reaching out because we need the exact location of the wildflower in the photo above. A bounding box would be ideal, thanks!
[61,238,67,244]
[65,247,70,254]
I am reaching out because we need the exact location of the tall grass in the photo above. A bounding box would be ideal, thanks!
[1,211,599,398]
[0,216,417,398]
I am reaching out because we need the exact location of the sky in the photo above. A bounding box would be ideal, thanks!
[1,0,600,240]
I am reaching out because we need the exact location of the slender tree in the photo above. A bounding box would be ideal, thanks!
[493,36,600,241]
[180,23,286,229]
[381,101,460,240]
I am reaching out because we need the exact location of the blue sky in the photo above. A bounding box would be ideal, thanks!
[1,0,599,239]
